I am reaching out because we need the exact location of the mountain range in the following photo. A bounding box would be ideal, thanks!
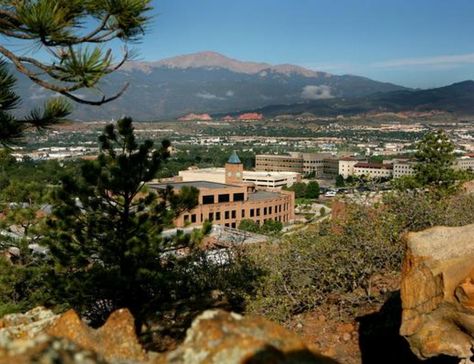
[8,51,474,120]
[10,51,410,121]
[231,80,474,118]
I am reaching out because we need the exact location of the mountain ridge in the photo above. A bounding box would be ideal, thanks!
[9,51,413,120]
[222,80,474,118]
[121,51,330,78]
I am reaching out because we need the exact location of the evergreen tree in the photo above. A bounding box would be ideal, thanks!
[414,130,457,190]
[335,174,345,188]
[43,118,199,326]
[0,0,152,145]
[305,181,320,199]
[0,60,70,146]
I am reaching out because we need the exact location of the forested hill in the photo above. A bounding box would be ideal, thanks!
[221,81,474,118]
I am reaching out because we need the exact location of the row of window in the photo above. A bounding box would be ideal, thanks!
[202,192,245,205]
[183,203,290,224]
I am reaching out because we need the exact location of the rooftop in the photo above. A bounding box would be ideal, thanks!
[148,181,238,190]
[180,167,299,177]
[247,190,282,201]
[354,162,393,170]
[256,154,298,159]
[227,151,241,164]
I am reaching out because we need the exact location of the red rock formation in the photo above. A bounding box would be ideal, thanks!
[178,113,213,121]
[238,113,264,121]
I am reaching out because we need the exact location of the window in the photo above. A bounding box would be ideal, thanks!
[225,211,230,219]
[208,212,214,221]
[200,214,203,222]
[233,193,245,201]
[241,209,245,218]
[218,194,230,203]
[250,209,254,217]
[184,214,189,222]
[263,207,267,215]
[216,212,221,221]
[191,214,196,223]
[231,222,236,228]
[202,195,214,204]
[256,208,260,216]
[231,210,236,219]
[269,206,272,214]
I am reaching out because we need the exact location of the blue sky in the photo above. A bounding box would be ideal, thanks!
[132,0,474,88]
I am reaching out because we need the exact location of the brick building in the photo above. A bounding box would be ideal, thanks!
[149,152,295,228]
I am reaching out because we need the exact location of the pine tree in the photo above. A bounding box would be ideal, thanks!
[305,181,320,199]
[0,60,70,146]
[43,118,199,326]
[0,0,152,145]
[414,130,457,191]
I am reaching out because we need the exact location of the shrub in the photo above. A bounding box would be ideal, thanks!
[246,190,474,323]
[246,203,403,322]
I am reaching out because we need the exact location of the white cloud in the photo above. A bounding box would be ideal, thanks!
[225,90,234,97]
[301,85,333,100]
[372,53,474,69]
[195,91,225,100]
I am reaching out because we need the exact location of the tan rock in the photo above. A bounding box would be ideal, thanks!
[155,309,339,364]
[47,308,147,363]
[400,224,474,360]
[0,307,59,355]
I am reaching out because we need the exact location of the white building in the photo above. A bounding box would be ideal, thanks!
[178,167,301,189]
[338,158,360,179]
[393,161,416,178]
[353,162,393,178]
[455,155,474,172]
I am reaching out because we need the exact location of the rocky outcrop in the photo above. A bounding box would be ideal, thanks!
[0,307,146,363]
[400,224,474,361]
[47,309,147,362]
[0,308,337,364]
[155,309,337,364]
[238,113,264,121]
[178,113,213,121]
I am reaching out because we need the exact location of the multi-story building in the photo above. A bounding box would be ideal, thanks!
[455,155,474,172]
[301,153,333,177]
[353,162,393,178]
[392,155,474,179]
[322,158,339,177]
[150,152,295,228]
[338,157,360,179]
[178,168,301,189]
[255,154,303,173]
[393,161,416,178]
[255,152,337,177]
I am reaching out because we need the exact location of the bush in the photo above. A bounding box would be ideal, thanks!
[246,203,403,322]
[245,190,474,323]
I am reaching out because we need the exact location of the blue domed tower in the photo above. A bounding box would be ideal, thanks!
[225,151,243,184]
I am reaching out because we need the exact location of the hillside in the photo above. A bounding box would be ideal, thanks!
[8,51,407,121]
[230,81,474,117]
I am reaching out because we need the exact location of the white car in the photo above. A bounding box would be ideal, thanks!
[324,190,337,197]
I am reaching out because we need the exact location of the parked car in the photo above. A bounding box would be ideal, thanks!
[324,190,337,197]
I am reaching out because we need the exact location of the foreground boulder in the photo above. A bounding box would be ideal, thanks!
[400,224,474,361]
[155,309,338,364]
[0,307,146,363]
[0,307,337,364]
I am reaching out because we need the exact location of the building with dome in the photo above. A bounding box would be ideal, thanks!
[178,151,301,189]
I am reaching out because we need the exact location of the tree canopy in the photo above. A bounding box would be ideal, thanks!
[0,0,152,146]
[43,118,199,325]
[414,130,457,190]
